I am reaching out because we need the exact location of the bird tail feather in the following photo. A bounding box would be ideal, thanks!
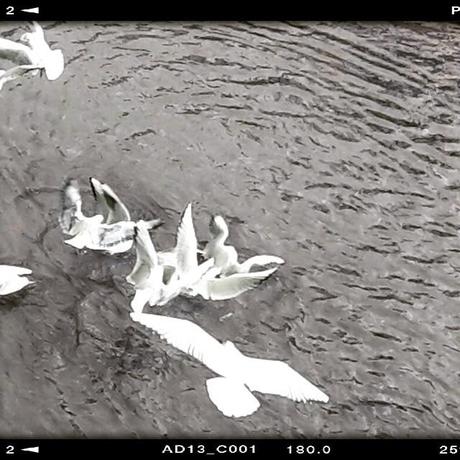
[64,233,87,249]
[206,377,260,418]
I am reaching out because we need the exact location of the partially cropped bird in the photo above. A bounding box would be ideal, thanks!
[130,312,329,418]
[0,265,33,295]
[0,22,64,90]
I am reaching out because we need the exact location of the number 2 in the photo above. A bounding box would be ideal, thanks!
[6,6,14,15]
[6,445,14,455]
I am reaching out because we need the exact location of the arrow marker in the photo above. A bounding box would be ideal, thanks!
[21,446,39,453]
[21,7,39,14]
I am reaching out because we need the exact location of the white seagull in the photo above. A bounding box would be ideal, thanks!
[126,203,214,311]
[59,178,162,254]
[0,22,64,90]
[0,265,33,295]
[130,312,329,418]
[202,215,284,276]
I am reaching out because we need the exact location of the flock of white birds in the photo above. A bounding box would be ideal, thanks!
[1,22,329,419]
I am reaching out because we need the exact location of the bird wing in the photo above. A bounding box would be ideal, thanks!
[143,218,163,230]
[242,356,329,403]
[0,65,40,91]
[130,288,154,314]
[0,37,34,64]
[130,312,225,373]
[59,179,83,235]
[206,377,260,418]
[20,22,46,52]
[158,250,176,267]
[90,177,131,224]
[175,203,198,276]
[238,255,285,273]
[94,222,134,250]
[30,22,45,37]
[197,267,277,300]
[64,232,88,249]
[0,265,32,277]
[126,223,159,286]
[0,274,31,295]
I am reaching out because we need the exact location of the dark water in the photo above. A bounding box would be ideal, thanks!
[0,22,459,438]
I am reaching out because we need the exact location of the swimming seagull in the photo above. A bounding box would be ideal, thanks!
[59,178,162,254]
[126,203,214,311]
[0,265,33,295]
[130,312,329,418]
[0,22,64,90]
[202,215,284,276]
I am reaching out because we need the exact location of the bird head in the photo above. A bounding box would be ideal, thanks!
[209,215,227,235]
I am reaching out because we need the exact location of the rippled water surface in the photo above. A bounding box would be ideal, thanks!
[0,22,459,438]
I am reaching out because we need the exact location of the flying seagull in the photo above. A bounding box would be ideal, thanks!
[130,312,329,418]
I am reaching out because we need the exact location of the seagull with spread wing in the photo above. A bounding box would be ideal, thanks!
[59,178,162,254]
[130,312,329,418]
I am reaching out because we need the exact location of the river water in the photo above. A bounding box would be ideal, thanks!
[0,22,459,438]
